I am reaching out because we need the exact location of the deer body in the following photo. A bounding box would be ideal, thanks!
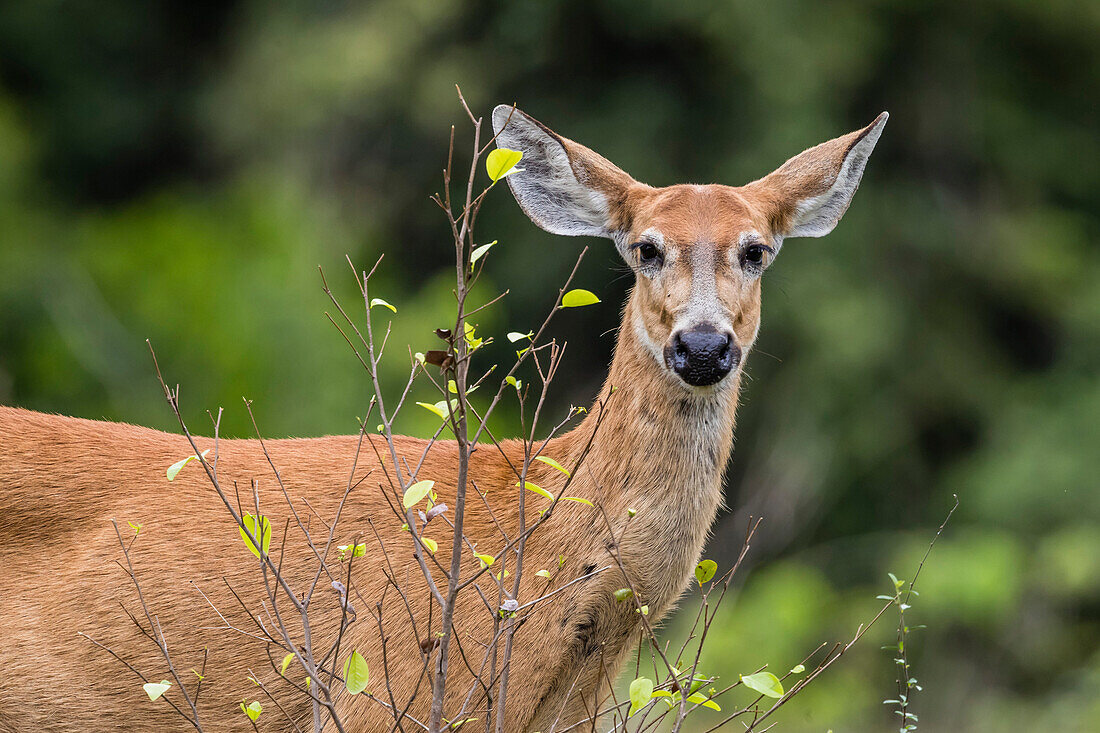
[0,106,885,731]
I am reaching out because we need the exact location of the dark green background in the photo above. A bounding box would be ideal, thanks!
[1,1,1097,730]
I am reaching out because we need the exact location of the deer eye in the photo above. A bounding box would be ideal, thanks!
[633,241,663,266]
[740,243,772,271]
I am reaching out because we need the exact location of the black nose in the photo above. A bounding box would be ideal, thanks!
[664,325,740,386]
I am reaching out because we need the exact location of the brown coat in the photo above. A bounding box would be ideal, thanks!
[0,310,735,731]
[0,107,885,731]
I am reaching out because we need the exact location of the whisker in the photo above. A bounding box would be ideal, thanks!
[751,348,782,363]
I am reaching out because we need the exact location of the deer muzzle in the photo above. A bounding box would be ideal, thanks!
[665,324,740,387]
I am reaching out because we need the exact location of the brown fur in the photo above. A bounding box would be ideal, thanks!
[0,112,883,732]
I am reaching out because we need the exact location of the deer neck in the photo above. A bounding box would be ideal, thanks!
[553,295,742,607]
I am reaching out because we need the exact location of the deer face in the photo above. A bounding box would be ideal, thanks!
[617,185,770,387]
[493,106,887,390]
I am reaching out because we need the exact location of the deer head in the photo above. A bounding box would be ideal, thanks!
[492,106,887,389]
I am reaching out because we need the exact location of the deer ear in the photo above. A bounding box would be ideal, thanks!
[748,112,888,239]
[492,105,636,238]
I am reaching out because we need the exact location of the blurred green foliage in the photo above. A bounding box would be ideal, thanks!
[0,1,1097,730]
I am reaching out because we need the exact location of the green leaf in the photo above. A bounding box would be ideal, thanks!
[238,513,271,559]
[613,588,634,602]
[128,521,142,536]
[420,537,438,554]
[476,553,495,569]
[240,700,263,721]
[447,380,478,395]
[463,322,484,350]
[740,672,784,699]
[560,289,601,308]
[687,675,710,695]
[534,455,570,476]
[628,677,654,717]
[280,653,294,676]
[790,664,806,674]
[166,449,210,481]
[342,650,369,695]
[486,148,524,182]
[695,559,718,585]
[686,692,721,711]
[535,569,551,579]
[417,400,457,420]
[370,298,397,313]
[339,542,367,560]
[517,481,553,501]
[470,241,496,264]
[403,480,436,509]
[143,681,171,701]
[415,401,441,418]
[563,496,593,507]
[505,376,522,391]
[507,331,533,343]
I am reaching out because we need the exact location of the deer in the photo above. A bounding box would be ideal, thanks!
[0,105,886,732]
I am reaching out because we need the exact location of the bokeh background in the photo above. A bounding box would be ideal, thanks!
[1,1,1098,730]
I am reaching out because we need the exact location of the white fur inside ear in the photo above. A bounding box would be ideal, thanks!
[492,105,610,238]
[789,113,888,238]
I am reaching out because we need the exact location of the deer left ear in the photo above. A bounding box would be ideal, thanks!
[748,112,888,240]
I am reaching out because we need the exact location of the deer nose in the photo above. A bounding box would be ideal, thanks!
[665,325,740,387]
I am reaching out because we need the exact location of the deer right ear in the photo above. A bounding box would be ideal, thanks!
[492,105,636,239]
